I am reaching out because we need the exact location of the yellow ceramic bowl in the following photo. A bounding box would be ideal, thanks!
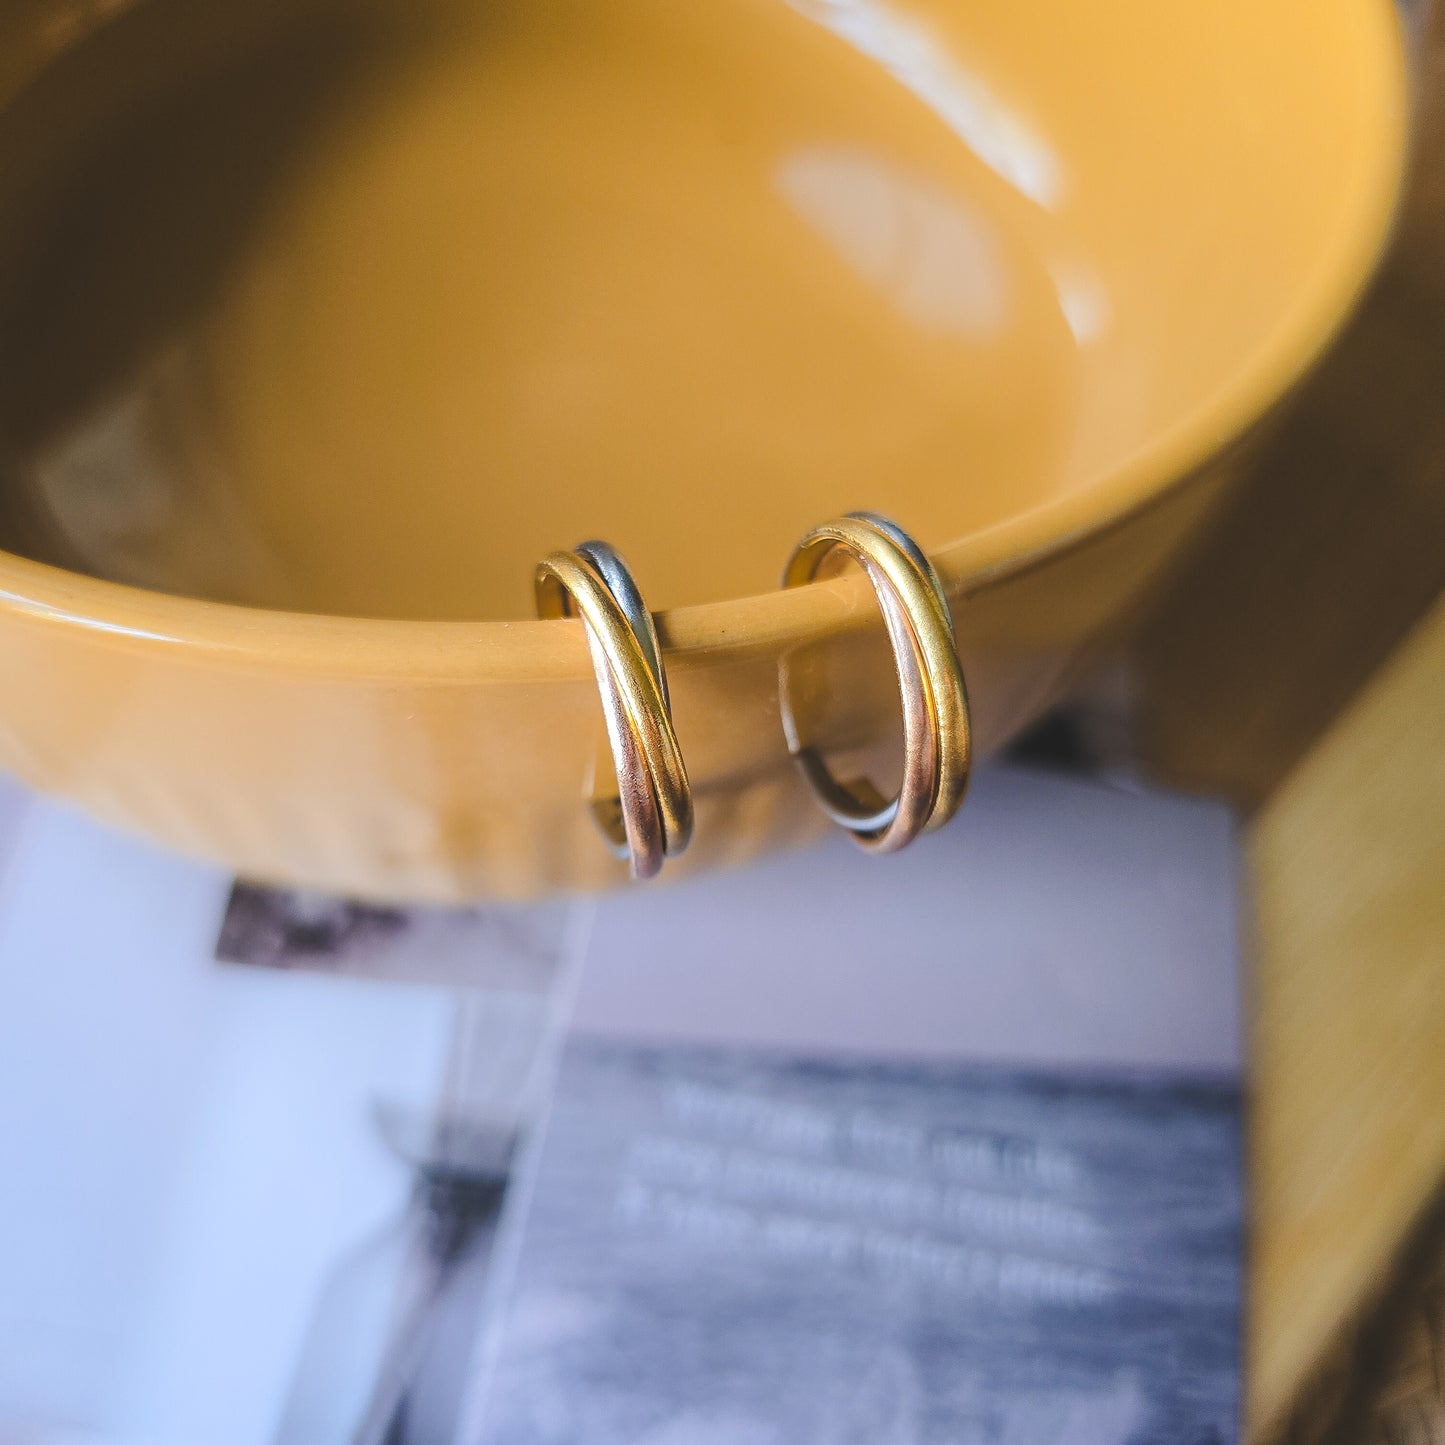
[0,0,1408,898]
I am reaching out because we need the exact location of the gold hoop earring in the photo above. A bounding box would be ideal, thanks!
[536,541,693,879]
[779,512,971,853]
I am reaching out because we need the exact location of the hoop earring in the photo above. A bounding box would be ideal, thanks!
[536,541,693,879]
[779,512,971,853]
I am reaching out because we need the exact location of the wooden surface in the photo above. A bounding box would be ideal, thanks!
[1257,1179,1445,1445]
[1246,591,1445,1441]
[1301,1185,1445,1445]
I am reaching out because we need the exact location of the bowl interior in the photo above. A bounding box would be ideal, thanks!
[0,0,1403,622]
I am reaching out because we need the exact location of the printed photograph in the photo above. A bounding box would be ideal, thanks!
[468,1041,1243,1445]
[215,882,575,992]
[273,991,545,1445]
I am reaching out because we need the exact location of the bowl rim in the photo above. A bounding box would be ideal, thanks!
[0,0,1411,684]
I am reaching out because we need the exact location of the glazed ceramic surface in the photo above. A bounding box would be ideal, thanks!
[0,0,1409,897]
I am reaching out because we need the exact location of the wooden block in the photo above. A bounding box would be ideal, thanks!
[1248,593,1445,1440]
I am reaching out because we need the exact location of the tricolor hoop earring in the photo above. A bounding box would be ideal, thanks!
[536,541,693,879]
[779,512,971,853]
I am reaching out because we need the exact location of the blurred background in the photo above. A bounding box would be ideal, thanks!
[0,0,1441,1440]
[1121,6,1445,1439]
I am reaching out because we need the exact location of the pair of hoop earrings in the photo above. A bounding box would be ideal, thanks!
[535,512,972,880]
